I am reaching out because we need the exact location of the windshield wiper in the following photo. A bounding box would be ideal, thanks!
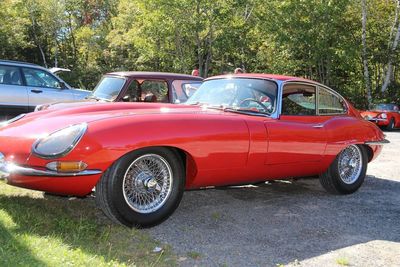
[86,95,111,102]
[207,105,270,116]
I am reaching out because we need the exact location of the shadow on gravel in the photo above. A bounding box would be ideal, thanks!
[147,175,400,266]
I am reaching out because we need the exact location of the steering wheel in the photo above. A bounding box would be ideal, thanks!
[239,98,269,112]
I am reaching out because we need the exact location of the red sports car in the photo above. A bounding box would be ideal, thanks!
[360,103,400,131]
[0,74,388,227]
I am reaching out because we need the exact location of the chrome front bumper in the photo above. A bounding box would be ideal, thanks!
[364,139,390,145]
[0,154,102,180]
[365,118,386,122]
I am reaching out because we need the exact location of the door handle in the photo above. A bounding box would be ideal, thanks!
[31,89,43,93]
[313,124,324,128]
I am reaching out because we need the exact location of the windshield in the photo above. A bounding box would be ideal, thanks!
[92,76,126,101]
[373,104,399,111]
[186,78,278,114]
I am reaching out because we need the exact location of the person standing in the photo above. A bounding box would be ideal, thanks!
[234,67,244,74]
[191,68,199,76]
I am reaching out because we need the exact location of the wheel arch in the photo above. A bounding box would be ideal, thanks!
[112,145,198,188]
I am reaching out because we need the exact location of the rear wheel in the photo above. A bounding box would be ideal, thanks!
[319,145,367,194]
[96,147,185,227]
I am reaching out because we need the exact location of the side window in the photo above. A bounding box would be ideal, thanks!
[141,80,168,103]
[122,80,140,102]
[171,80,202,103]
[281,84,316,116]
[22,68,62,89]
[0,65,22,85]
[318,88,347,114]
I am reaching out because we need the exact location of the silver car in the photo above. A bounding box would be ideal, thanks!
[0,60,90,119]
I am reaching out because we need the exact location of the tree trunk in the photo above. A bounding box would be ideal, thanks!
[381,0,400,92]
[29,10,47,68]
[362,0,372,107]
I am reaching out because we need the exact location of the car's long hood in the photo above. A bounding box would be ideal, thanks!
[0,103,205,163]
[3,102,207,137]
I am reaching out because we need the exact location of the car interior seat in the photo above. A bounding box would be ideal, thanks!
[144,93,157,102]
[11,71,21,85]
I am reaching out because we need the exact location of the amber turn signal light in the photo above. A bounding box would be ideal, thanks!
[46,161,88,173]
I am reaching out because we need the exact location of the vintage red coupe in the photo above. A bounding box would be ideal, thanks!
[35,71,203,111]
[0,74,388,227]
[360,103,400,131]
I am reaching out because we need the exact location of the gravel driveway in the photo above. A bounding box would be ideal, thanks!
[147,131,400,267]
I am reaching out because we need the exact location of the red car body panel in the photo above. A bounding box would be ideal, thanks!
[0,75,386,196]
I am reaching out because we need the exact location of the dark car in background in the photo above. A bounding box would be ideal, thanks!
[36,71,203,111]
[0,60,90,119]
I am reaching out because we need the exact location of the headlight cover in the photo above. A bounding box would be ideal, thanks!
[32,123,87,159]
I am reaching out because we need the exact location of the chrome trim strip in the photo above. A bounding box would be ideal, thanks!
[365,139,390,145]
[0,162,102,179]
[366,118,386,122]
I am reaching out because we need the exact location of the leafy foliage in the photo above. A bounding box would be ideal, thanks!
[1,0,399,106]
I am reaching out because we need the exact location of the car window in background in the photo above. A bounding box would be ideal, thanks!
[92,76,126,101]
[141,80,168,102]
[172,80,202,103]
[318,88,347,114]
[373,104,399,111]
[22,68,62,88]
[123,80,140,102]
[0,65,22,85]
[282,84,316,115]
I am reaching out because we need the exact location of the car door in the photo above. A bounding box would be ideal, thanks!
[0,64,28,119]
[265,83,327,165]
[22,67,74,110]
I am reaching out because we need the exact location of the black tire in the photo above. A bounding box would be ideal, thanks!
[319,145,368,195]
[95,147,185,227]
[386,118,395,131]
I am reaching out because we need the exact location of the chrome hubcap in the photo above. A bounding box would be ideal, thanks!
[338,145,362,184]
[123,154,173,214]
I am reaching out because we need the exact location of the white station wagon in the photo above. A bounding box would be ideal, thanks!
[0,60,90,119]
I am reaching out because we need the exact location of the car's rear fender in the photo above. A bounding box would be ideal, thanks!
[321,116,385,167]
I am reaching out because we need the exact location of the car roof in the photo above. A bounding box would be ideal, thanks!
[106,71,204,81]
[206,73,314,83]
[0,59,43,68]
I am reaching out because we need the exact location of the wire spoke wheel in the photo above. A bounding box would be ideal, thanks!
[337,145,363,185]
[319,144,367,195]
[123,154,173,214]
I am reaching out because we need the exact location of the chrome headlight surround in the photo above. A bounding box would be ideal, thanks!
[32,123,88,159]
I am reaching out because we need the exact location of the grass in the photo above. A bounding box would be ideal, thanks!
[0,182,176,266]
[336,257,350,266]
[186,251,201,260]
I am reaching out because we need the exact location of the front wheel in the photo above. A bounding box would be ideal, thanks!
[96,147,185,227]
[319,145,368,194]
